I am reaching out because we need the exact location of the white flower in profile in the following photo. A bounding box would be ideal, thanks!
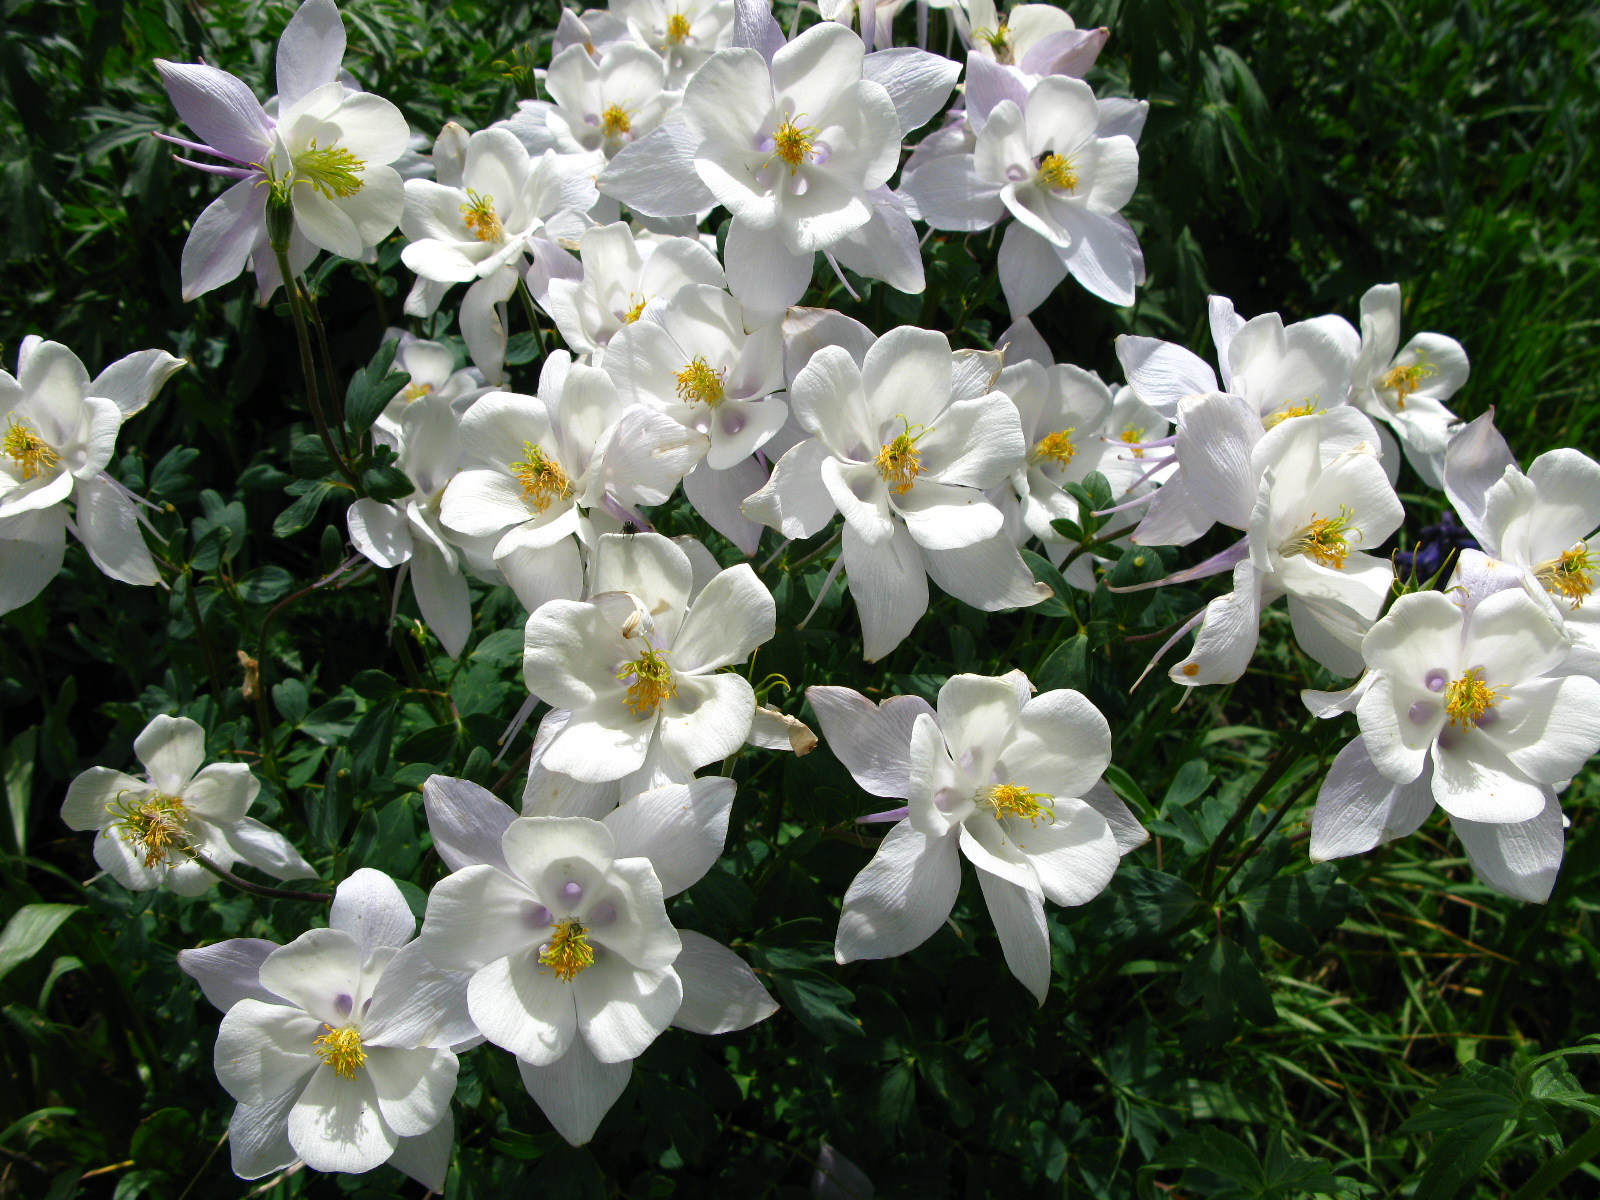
[0,337,183,614]
[1346,284,1469,488]
[544,222,727,358]
[613,0,736,86]
[400,130,599,383]
[523,532,775,781]
[421,773,776,1144]
[900,74,1141,314]
[439,354,707,614]
[183,870,472,1187]
[1303,588,1600,900]
[373,335,488,441]
[959,0,1109,81]
[61,715,312,895]
[604,284,788,554]
[742,326,1048,660]
[155,0,410,300]
[812,672,1145,1002]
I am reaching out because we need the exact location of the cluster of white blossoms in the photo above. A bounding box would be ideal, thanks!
[33,0,1600,1187]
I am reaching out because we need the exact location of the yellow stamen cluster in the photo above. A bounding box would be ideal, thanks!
[666,11,692,42]
[771,118,816,170]
[460,190,504,242]
[540,918,596,982]
[313,1024,367,1079]
[618,646,676,715]
[1035,153,1079,193]
[3,418,61,481]
[874,419,931,495]
[1381,361,1434,408]
[402,382,434,402]
[1282,507,1359,570]
[622,296,648,324]
[107,791,188,869]
[1031,428,1078,467]
[1535,544,1595,610]
[602,104,633,138]
[976,22,1014,63]
[510,442,573,513]
[675,356,726,406]
[979,782,1056,826]
[1120,426,1147,458]
[1445,668,1503,729]
[1263,400,1320,429]
[296,139,366,199]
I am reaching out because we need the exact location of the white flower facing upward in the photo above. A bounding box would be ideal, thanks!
[743,326,1049,661]
[500,41,677,158]
[0,337,184,614]
[183,870,472,1187]
[155,0,409,300]
[813,672,1145,1002]
[421,773,776,1144]
[614,0,736,86]
[373,335,488,440]
[61,715,313,895]
[959,0,1110,82]
[523,532,776,782]
[1346,283,1468,489]
[1303,588,1600,902]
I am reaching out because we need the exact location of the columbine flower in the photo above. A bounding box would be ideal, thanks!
[372,334,488,441]
[812,672,1145,1002]
[522,531,776,781]
[544,221,727,358]
[60,714,312,894]
[500,41,677,158]
[183,869,472,1186]
[614,0,736,86]
[743,326,1048,660]
[155,0,409,300]
[439,354,707,614]
[421,773,776,1144]
[959,0,1109,80]
[1346,283,1469,488]
[399,130,599,383]
[0,337,183,614]
[899,74,1141,313]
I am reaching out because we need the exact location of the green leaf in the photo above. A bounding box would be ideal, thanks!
[344,339,408,435]
[238,566,294,605]
[398,723,458,764]
[472,628,526,668]
[289,433,335,479]
[1037,633,1089,692]
[764,967,862,1042]
[360,464,415,502]
[1155,1127,1267,1190]
[1049,516,1085,543]
[4,727,36,855]
[273,480,339,538]
[0,905,80,986]
[347,698,397,783]
[1082,867,1199,946]
[1239,863,1360,956]
[131,1107,194,1173]
[1021,549,1074,618]
[350,669,402,701]
[1176,935,1277,1044]
[271,678,309,725]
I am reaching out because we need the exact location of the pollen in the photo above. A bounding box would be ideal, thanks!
[666,11,692,42]
[460,190,504,242]
[1120,426,1147,458]
[296,139,366,199]
[402,382,434,402]
[622,295,648,324]
[617,646,676,715]
[313,1024,367,1079]
[1282,507,1359,570]
[874,418,931,495]
[1445,668,1503,728]
[771,117,816,170]
[2,418,61,481]
[1263,400,1321,429]
[1035,154,1079,193]
[106,791,188,869]
[675,356,726,406]
[510,441,574,513]
[1535,544,1595,610]
[602,104,633,139]
[1031,428,1077,467]
[539,918,596,982]
[1381,360,1434,409]
[979,782,1056,826]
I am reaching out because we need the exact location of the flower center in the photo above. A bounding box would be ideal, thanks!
[874,418,931,495]
[1380,360,1434,409]
[622,295,648,324]
[1445,668,1503,728]
[976,21,1013,63]
[1035,153,1079,193]
[539,918,596,981]
[602,104,633,138]
[1281,507,1358,570]
[1262,400,1321,429]
[1121,425,1147,458]
[666,11,692,42]
[617,646,676,715]
[1535,544,1595,610]
[106,791,188,869]
[510,442,573,513]
[771,117,816,171]
[460,190,504,242]
[979,782,1055,826]
[402,381,434,402]
[2,417,61,481]
[295,139,366,199]
[1030,428,1077,467]
[675,356,726,406]
[313,1024,367,1079]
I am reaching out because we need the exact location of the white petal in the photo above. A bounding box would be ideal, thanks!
[672,930,777,1034]
[423,774,515,874]
[287,1067,397,1175]
[658,672,757,772]
[177,939,284,1012]
[363,941,476,1050]
[330,868,415,959]
[1309,737,1436,861]
[517,1038,632,1146]
[835,820,962,962]
[226,1091,299,1181]
[420,865,542,972]
[365,1045,457,1138]
[974,866,1050,1004]
[214,999,321,1107]
[135,714,206,794]
[603,777,734,897]
[1451,790,1564,903]
[842,520,928,662]
[467,947,578,1065]
[258,928,364,1027]
[805,686,933,798]
[573,956,682,1062]
[385,1112,454,1193]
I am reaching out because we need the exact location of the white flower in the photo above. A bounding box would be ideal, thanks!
[185,870,471,1186]
[1347,283,1468,488]
[421,773,776,1144]
[614,0,736,87]
[439,354,706,614]
[155,0,409,300]
[0,337,183,613]
[742,326,1049,660]
[959,0,1109,81]
[522,532,775,781]
[61,715,312,895]
[372,335,488,441]
[501,41,677,159]
[812,672,1145,1002]
[900,74,1141,312]
[544,221,727,358]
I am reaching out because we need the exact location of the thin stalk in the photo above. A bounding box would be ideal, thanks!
[180,569,227,709]
[514,277,547,366]
[1210,765,1324,896]
[1508,1120,1600,1200]
[1061,524,1138,571]
[300,283,349,453]
[1200,743,1303,900]
[786,529,842,573]
[183,847,331,903]
[273,246,359,490]
[376,571,447,723]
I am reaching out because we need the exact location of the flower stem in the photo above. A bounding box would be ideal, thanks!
[515,276,547,368]
[182,847,331,903]
[785,528,842,573]
[1061,524,1138,572]
[1199,741,1304,900]
[179,567,227,710]
[1508,1120,1600,1200]
[273,246,359,490]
